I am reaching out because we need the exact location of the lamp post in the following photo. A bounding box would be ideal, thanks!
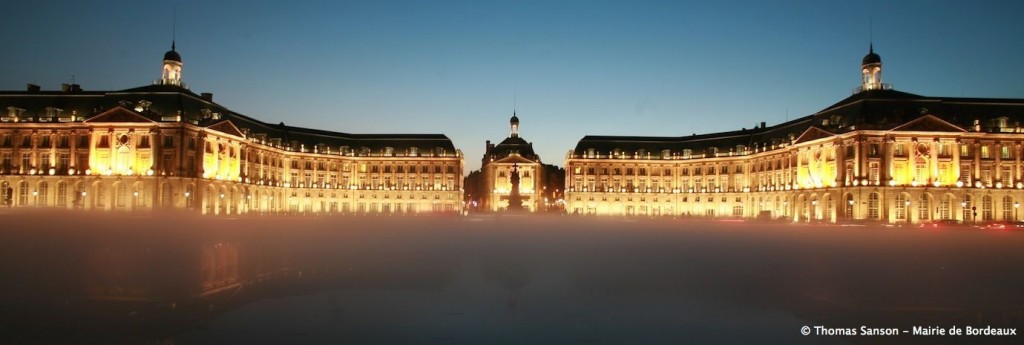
[961,200,967,222]
[848,199,855,219]
[1016,201,1020,221]
[811,199,818,221]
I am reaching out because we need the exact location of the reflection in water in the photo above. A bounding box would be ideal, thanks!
[0,211,1022,344]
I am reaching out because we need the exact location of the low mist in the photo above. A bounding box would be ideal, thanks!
[1,211,1022,344]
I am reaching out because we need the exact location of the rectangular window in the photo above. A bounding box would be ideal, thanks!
[961,164,972,184]
[163,154,174,172]
[981,146,991,159]
[1001,146,1011,159]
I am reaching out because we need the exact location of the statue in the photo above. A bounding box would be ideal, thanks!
[503,163,526,212]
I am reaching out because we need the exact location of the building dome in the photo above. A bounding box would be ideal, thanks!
[510,113,519,125]
[164,41,181,63]
[862,44,881,65]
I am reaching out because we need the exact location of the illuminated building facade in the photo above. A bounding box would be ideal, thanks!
[477,113,545,211]
[565,46,1024,224]
[0,43,464,214]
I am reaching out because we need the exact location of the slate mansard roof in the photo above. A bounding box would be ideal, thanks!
[0,83,457,154]
[573,89,1024,158]
[488,136,538,161]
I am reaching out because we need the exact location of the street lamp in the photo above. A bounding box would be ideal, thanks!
[811,199,818,220]
[1016,201,1020,221]
[848,199,855,219]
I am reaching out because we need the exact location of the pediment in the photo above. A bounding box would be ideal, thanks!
[84,106,155,123]
[492,154,538,165]
[793,126,836,144]
[206,120,246,138]
[890,114,967,132]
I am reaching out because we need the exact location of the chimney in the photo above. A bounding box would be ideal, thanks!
[26,84,40,93]
[760,121,766,128]
[201,92,213,102]
[486,140,493,152]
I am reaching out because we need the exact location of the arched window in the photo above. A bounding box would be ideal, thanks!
[983,195,993,221]
[56,182,67,207]
[162,184,174,208]
[1002,196,1014,221]
[38,182,48,206]
[963,195,972,221]
[939,195,951,220]
[895,194,908,220]
[868,193,880,220]
[845,194,854,219]
[918,194,930,221]
[18,181,28,206]
[116,182,128,208]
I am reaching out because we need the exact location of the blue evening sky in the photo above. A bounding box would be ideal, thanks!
[2,0,1022,172]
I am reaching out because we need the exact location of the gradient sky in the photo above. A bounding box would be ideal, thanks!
[2,0,1023,172]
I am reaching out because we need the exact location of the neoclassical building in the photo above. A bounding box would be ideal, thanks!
[565,46,1024,224]
[476,113,545,211]
[0,42,464,214]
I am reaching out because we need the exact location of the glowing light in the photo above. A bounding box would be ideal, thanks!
[147,169,154,176]
[69,168,76,175]
[184,192,190,197]
[48,168,55,175]
[956,180,964,188]
[975,181,982,188]
[29,168,36,175]
[911,180,918,187]
[996,182,1003,189]
[888,180,896,187]
[105,169,113,176]
[933,180,941,187]
[133,191,139,197]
